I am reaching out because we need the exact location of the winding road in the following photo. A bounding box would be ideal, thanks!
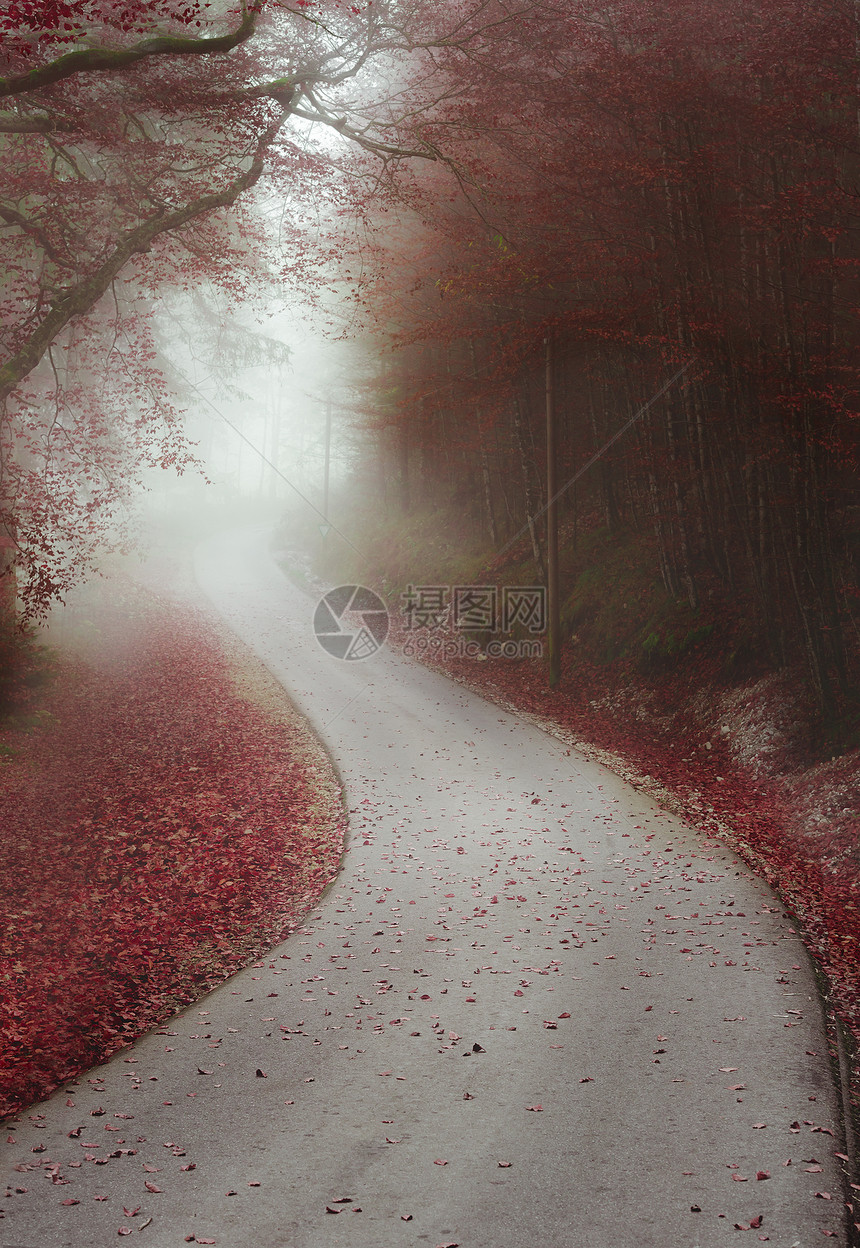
[4,527,850,1246]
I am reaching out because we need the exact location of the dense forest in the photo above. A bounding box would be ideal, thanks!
[0,0,857,729]
[321,0,860,729]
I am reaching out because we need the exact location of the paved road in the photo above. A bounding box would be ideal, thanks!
[3,527,850,1246]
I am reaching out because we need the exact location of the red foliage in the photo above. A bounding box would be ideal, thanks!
[0,580,344,1119]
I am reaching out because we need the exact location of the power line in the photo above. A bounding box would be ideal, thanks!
[493,359,696,565]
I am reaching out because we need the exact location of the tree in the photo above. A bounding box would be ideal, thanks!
[325,0,860,713]
[0,0,457,613]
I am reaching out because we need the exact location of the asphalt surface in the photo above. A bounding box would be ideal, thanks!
[2,526,851,1247]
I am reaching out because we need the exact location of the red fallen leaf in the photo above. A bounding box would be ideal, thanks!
[579,1077,594,1083]
[813,1191,832,1199]
[690,1205,701,1212]
[255,1070,267,1078]
[558,1012,571,1019]
[91,1108,106,1117]
[498,1161,512,1168]
[433,1159,449,1165]
[463,1092,475,1100]
[61,1198,80,1205]
[805,1165,823,1173]
[525,1105,543,1111]
[248,1182,261,1187]
[731,1174,748,1181]
[749,1215,763,1228]
[401,1214,413,1221]
[752,1123,767,1129]
[719,1067,738,1073]
[821,1231,837,1237]
[727,1084,746,1090]
[543,1021,557,1029]
[181,1163,196,1171]
[118,1230,133,1237]
[325,1207,340,1214]
[197,1068,212,1076]
[144,1182,162,1193]
[143,1164,160,1173]
[385,1138,401,1144]
[436,1242,459,1247]
[123,1206,141,1217]
[197,1241,216,1245]
[734,1223,749,1230]
[756,1171,770,1180]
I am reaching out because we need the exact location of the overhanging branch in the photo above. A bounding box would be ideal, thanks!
[0,94,294,404]
[0,6,258,100]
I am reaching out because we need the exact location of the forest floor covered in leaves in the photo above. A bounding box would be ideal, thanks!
[0,573,346,1120]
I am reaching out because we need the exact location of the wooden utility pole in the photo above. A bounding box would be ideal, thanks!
[323,396,332,520]
[545,335,561,687]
